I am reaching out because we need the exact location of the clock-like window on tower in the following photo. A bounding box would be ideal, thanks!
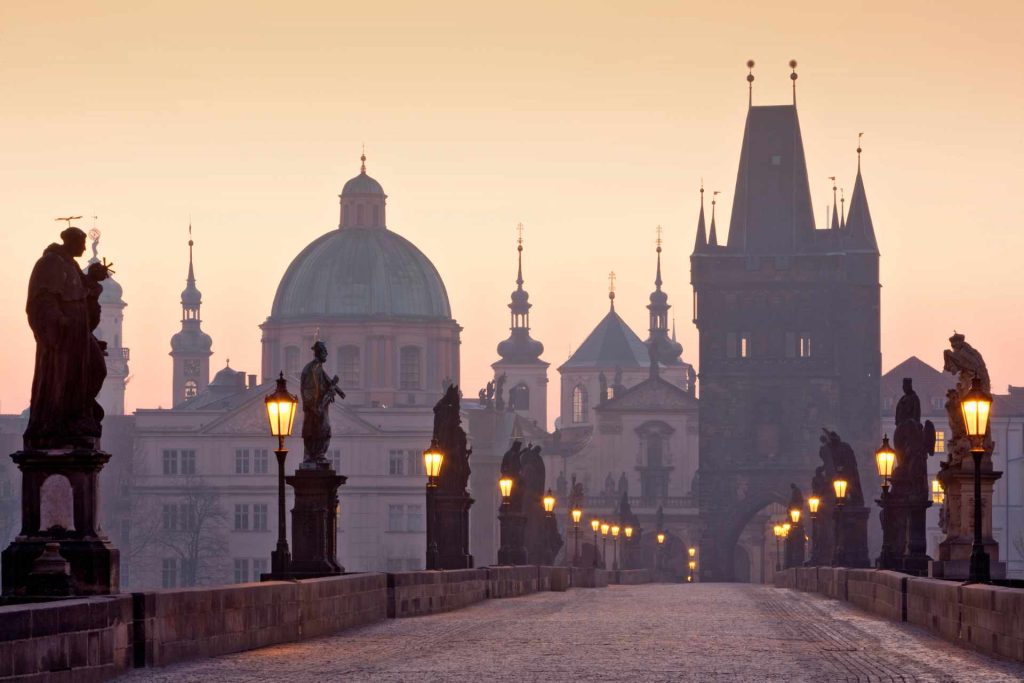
[572,385,588,424]
[509,383,530,410]
[337,346,360,388]
[184,380,198,399]
[400,346,421,390]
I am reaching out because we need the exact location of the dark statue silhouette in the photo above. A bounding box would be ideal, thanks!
[300,341,345,468]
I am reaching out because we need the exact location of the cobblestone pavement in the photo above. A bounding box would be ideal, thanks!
[123,584,1024,682]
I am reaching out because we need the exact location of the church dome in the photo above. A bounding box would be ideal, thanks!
[98,276,124,305]
[342,172,385,196]
[270,227,452,321]
[170,327,213,353]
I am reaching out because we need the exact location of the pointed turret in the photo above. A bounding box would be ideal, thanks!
[170,225,213,405]
[646,229,683,378]
[844,151,878,253]
[496,227,544,364]
[708,192,720,247]
[829,178,839,230]
[692,187,707,254]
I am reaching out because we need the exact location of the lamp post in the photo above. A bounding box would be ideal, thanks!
[423,440,444,570]
[601,523,610,568]
[497,476,524,565]
[656,532,665,574]
[611,525,620,571]
[961,377,993,584]
[807,496,821,565]
[571,507,583,566]
[832,478,848,566]
[591,519,601,568]
[874,435,898,570]
[623,526,633,570]
[265,373,298,578]
[772,523,783,572]
[787,505,803,569]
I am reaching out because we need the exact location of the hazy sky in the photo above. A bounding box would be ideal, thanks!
[2,2,1022,424]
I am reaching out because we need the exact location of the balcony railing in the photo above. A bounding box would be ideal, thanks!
[581,495,693,509]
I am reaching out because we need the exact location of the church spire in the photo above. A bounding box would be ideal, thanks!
[608,271,616,312]
[829,177,839,230]
[840,188,846,229]
[692,185,707,253]
[646,228,682,378]
[170,222,213,405]
[709,191,720,246]
[844,139,879,253]
[496,224,544,364]
[181,222,202,317]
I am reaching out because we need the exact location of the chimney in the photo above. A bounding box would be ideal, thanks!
[248,374,258,389]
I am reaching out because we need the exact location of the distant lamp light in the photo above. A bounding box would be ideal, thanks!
[611,525,620,538]
[657,532,666,545]
[773,524,783,538]
[687,575,693,583]
[789,508,801,525]
[688,560,697,571]
[781,522,791,536]
[499,476,513,501]
[624,526,634,539]
[543,489,556,514]
[833,478,848,502]
[591,519,600,533]
[423,440,444,482]
[571,508,583,525]
[601,523,610,537]
[960,377,992,452]
[688,547,696,558]
[808,496,821,515]
[932,478,945,505]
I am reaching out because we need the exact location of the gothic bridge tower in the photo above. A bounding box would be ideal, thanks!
[691,64,880,581]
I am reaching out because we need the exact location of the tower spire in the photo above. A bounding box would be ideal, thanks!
[646,228,681,378]
[360,145,366,174]
[693,184,708,253]
[746,60,755,107]
[516,222,524,288]
[840,188,846,229]
[608,271,616,312]
[829,177,839,230]
[789,59,798,105]
[655,225,663,289]
[709,191,720,246]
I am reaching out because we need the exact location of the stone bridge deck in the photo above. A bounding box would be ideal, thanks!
[123,584,1024,682]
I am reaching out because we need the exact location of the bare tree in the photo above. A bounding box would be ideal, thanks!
[151,475,229,587]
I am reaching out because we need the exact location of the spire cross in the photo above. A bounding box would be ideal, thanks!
[516,222,524,250]
[857,132,864,171]
[789,59,798,104]
[608,271,616,294]
[360,144,367,174]
[655,224,663,251]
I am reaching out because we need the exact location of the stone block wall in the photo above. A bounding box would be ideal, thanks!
[0,595,132,682]
[537,566,571,592]
[571,566,610,588]
[906,577,961,642]
[846,569,905,622]
[615,569,652,585]
[135,573,386,667]
[387,569,487,618]
[485,566,538,598]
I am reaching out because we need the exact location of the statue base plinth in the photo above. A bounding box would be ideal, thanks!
[285,468,345,577]
[929,557,1006,581]
[2,449,119,597]
[833,506,871,568]
[434,491,474,570]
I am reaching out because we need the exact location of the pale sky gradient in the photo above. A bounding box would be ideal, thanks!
[1,2,1022,425]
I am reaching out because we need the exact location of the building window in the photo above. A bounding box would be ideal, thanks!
[233,558,250,584]
[883,397,894,411]
[931,397,943,411]
[934,430,945,453]
[161,558,178,588]
[406,450,422,476]
[284,346,300,376]
[181,450,196,475]
[253,558,268,579]
[338,346,360,388]
[234,504,250,531]
[235,449,250,475]
[509,383,530,410]
[387,504,404,532]
[771,154,782,166]
[253,504,268,531]
[799,335,812,358]
[184,380,198,399]
[162,450,178,475]
[740,333,750,358]
[388,450,405,476]
[162,504,177,531]
[329,449,342,472]
[400,347,422,390]
[572,385,588,424]
[254,449,269,474]
[407,504,424,532]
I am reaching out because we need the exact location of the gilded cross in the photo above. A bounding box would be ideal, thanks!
[608,271,616,295]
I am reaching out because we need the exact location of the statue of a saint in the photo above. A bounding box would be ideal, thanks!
[942,333,992,466]
[494,373,507,412]
[822,429,865,506]
[24,227,111,450]
[300,341,345,467]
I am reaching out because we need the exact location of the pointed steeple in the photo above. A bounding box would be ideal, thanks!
[608,271,617,312]
[181,222,202,315]
[840,188,846,229]
[692,186,707,253]
[829,177,839,230]
[709,191,720,247]
[646,228,683,378]
[170,223,213,405]
[496,224,544,363]
[844,142,878,253]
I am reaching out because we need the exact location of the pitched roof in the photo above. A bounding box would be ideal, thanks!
[881,356,953,417]
[727,105,815,254]
[558,309,649,371]
[844,166,879,253]
[595,375,697,413]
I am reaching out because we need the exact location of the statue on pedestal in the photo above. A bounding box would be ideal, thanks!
[431,385,474,569]
[300,342,345,469]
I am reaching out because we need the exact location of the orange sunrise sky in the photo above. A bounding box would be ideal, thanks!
[1,1,1022,426]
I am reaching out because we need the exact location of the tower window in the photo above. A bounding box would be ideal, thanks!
[400,346,422,390]
[184,380,198,399]
[728,332,750,359]
[771,155,782,166]
[934,430,945,453]
[337,345,361,388]
[509,383,530,410]
[740,334,750,358]
[798,334,812,358]
[572,385,588,424]
[284,346,300,376]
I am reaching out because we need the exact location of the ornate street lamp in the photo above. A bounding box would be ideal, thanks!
[688,559,697,572]
[657,532,666,545]
[601,523,610,568]
[931,479,945,505]
[875,435,896,493]
[543,490,556,517]
[808,496,821,516]
[591,518,601,568]
[961,377,993,583]
[656,532,666,574]
[423,439,444,570]
[688,547,696,559]
[611,525,621,571]
[789,507,801,525]
[833,479,848,502]
[571,507,583,566]
[773,523,784,572]
[499,476,513,501]
[265,373,298,577]
[497,475,524,565]
[832,478,848,567]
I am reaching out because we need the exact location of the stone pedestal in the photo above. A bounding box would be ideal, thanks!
[497,509,527,566]
[808,513,832,566]
[1,449,119,597]
[930,457,1006,580]
[785,522,805,569]
[832,505,870,568]
[435,491,474,570]
[285,467,345,578]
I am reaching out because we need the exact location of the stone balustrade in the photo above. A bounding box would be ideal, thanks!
[774,566,1024,664]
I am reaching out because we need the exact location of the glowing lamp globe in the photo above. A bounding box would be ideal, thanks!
[875,435,896,480]
[543,490,556,513]
[571,508,583,524]
[808,496,821,514]
[264,373,298,440]
[423,441,444,479]
[833,478,848,501]
[657,532,666,545]
[773,524,783,538]
[601,523,610,537]
[624,526,633,539]
[688,560,697,571]
[688,547,696,558]
[789,508,801,524]
[499,477,513,500]
[591,519,600,533]
[960,377,992,451]
[611,525,620,538]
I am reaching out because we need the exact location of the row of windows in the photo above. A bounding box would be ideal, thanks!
[388,450,423,477]
[386,504,424,532]
[282,345,424,390]
[161,449,342,477]
[724,332,811,359]
[233,558,269,584]
[162,503,197,532]
[234,504,269,531]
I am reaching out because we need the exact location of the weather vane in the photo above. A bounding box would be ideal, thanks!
[55,216,82,228]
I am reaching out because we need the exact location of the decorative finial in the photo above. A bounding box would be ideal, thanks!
[789,59,798,104]
[516,222,524,251]
[654,226,663,289]
[840,188,846,228]
[746,59,755,106]
[360,145,367,174]
[608,271,616,311]
[655,224,663,252]
[226,358,230,367]
[857,132,864,171]
[515,223,525,287]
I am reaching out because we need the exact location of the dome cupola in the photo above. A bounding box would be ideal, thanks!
[497,228,544,363]
[339,153,387,229]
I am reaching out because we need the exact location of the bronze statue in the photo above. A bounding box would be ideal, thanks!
[24,227,111,450]
[821,429,864,506]
[300,341,345,467]
[892,378,934,498]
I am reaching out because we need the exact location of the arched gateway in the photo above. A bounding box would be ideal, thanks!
[690,72,881,581]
